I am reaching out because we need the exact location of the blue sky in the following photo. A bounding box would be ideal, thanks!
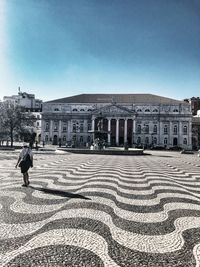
[0,0,200,101]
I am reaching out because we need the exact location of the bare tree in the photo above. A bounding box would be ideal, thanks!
[0,102,36,147]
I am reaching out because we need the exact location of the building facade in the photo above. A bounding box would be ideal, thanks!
[192,110,200,150]
[3,89,42,112]
[41,94,192,149]
[3,89,43,142]
[184,97,200,116]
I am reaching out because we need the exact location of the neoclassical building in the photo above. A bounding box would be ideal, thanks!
[41,94,192,149]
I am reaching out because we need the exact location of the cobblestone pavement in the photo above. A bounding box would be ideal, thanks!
[0,150,200,266]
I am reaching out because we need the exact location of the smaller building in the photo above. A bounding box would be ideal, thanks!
[184,97,200,116]
[3,88,42,143]
[3,88,42,112]
[192,110,200,150]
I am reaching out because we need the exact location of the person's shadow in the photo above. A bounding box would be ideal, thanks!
[29,186,90,200]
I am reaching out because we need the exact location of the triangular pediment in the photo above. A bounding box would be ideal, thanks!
[92,104,135,115]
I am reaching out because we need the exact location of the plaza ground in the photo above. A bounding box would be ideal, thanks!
[0,149,200,266]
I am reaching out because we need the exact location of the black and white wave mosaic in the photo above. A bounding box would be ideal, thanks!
[0,150,200,266]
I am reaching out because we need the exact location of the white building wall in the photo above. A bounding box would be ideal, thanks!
[41,100,192,149]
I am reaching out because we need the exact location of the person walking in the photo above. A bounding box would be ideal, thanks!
[15,143,33,187]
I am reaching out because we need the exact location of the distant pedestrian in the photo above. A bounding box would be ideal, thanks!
[35,141,38,151]
[43,141,45,147]
[15,143,33,187]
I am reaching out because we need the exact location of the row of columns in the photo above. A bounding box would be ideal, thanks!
[92,117,136,145]
[44,118,192,148]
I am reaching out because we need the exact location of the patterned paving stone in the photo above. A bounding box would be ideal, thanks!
[0,150,200,266]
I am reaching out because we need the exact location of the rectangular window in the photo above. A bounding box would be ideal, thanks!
[153,125,157,134]
[88,124,91,131]
[164,125,168,134]
[54,123,58,131]
[73,124,76,133]
[45,123,49,131]
[80,124,84,133]
[63,123,67,132]
[144,125,149,134]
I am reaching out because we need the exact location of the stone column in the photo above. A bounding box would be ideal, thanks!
[116,119,119,146]
[58,120,62,139]
[91,118,95,143]
[132,118,136,146]
[188,120,192,149]
[92,118,95,131]
[169,121,172,147]
[83,119,87,144]
[50,120,53,141]
[159,120,162,145]
[67,120,71,142]
[40,119,44,142]
[124,118,127,144]
[178,121,182,146]
[108,118,111,145]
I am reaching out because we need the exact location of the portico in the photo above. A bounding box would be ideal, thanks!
[92,116,136,146]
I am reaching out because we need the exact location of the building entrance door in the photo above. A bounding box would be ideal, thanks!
[173,137,178,146]
[53,135,58,145]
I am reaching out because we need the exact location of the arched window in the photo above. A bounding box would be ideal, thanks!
[45,135,48,141]
[80,109,85,111]
[137,109,142,112]
[183,138,187,145]
[80,136,83,143]
[145,137,149,144]
[153,109,158,112]
[173,109,179,112]
[88,109,92,111]
[173,125,178,135]
[72,135,76,141]
[164,137,168,145]
[54,108,59,111]
[72,108,78,112]
[164,125,168,134]
[145,109,150,112]
[153,125,157,134]
[137,137,141,144]
[137,125,141,134]
[87,136,91,143]
[63,135,66,141]
[183,126,187,135]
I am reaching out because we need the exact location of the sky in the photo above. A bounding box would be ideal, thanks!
[0,0,200,102]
